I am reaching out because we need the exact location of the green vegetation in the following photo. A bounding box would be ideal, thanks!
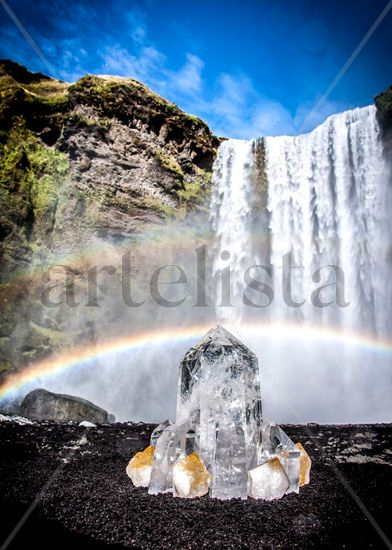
[68,111,111,133]
[375,85,392,130]
[177,169,212,211]
[30,321,68,346]
[0,63,70,144]
[0,119,69,229]
[184,113,208,129]
[28,140,68,217]
[69,75,178,118]
[143,196,177,218]
[177,180,201,203]
[103,192,177,219]
[154,149,184,181]
[102,194,132,213]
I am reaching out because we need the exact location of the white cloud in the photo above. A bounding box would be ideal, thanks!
[203,73,296,138]
[170,53,204,94]
[102,45,165,85]
[96,18,347,139]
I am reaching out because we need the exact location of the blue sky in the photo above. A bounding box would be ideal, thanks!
[0,0,391,138]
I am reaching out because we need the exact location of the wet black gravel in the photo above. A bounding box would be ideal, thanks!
[0,422,391,549]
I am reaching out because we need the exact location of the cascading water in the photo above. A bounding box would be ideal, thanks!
[266,105,392,335]
[210,139,267,322]
[210,105,392,422]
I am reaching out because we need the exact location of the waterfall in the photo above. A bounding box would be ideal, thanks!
[210,105,392,422]
[266,105,392,336]
[210,138,267,322]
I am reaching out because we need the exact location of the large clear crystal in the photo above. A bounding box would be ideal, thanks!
[176,325,262,499]
[140,327,311,500]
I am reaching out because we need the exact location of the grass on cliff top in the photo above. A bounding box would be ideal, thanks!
[71,74,209,129]
[0,72,69,107]
[23,79,69,103]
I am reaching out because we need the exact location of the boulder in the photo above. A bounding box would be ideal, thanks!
[20,388,114,423]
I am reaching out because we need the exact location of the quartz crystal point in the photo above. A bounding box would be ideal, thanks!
[150,419,171,446]
[172,452,211,498]
[126,445,155,487]
[176,325,262,499]
[259,422,301,494]
[148,419,194,495]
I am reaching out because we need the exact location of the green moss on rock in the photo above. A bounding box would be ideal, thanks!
[0,60,70,144]
[177,168,212,212]
[154,148,184,181]
[375,85,392,133]
[0,120,69,239]
[143,196,177,218]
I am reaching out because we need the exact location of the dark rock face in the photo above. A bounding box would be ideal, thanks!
[375,85,392,133]
[375,86,392,156]
[20,388,114,423]
[0,59,220,379]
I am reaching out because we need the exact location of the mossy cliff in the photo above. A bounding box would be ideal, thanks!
[375,86,392,151]
[0,59,220,379]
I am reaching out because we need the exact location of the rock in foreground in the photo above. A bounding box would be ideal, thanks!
[248,457,290,500]
[126,445,154,487]
[20,388,114,423]
[172,452,211,498]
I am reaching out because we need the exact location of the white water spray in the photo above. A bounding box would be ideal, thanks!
[210,105,392,422]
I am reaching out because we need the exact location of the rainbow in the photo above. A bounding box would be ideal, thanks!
[1,321,392,401]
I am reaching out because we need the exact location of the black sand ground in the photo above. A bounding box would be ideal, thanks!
[0,422,391,549]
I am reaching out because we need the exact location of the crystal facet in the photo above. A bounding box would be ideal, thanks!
[148,419,194,495]
[257,422,301,494]
[212,421,248,499]
[150,419,171,446]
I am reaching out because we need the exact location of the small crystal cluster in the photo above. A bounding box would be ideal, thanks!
[126,326,311,500]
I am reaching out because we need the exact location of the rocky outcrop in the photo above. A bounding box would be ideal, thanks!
[0,59,220,379]
[375,85,392,133]
[375,86,392,156]
[20,388,114,423]
[0,59,219,253]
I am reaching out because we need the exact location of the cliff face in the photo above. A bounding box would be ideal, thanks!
[375,86,392,155]
[0,60,219,251]
[0,60,219,379]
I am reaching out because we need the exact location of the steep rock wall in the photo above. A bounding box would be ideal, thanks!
[0,60,219,378]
